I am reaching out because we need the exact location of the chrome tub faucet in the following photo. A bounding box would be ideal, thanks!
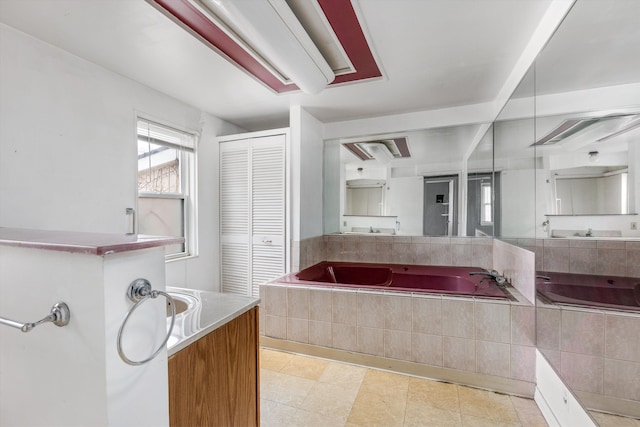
[469,269,508,286]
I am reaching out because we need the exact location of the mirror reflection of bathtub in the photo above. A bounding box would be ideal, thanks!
[487,0,640,421]
[536,273,640,313]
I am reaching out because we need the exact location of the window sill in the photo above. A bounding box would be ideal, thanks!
[165,253,198,264]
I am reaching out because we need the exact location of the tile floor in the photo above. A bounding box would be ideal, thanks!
[260,348,549,427]
[590,411,640,427]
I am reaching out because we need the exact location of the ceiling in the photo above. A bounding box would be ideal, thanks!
[0,0,556,131]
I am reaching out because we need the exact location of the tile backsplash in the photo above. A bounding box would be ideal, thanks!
[493,239,535,304]
[293,235,493,272]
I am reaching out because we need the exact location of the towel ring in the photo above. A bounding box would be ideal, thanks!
[117,279,176,366]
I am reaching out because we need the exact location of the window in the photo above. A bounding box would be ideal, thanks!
[480,181,493,225]
[137,118,197,259]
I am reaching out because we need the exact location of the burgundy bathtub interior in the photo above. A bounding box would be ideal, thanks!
[277,261,509,299]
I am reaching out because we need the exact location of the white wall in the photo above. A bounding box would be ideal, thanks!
[387,176,424,235]
[629,138,640,213]
[323,140,341,233]
[500,169,538,238]
[290,106,324,241]
[0,23,192,232]
[0,23,245,292]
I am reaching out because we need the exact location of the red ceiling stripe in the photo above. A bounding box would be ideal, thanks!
[343,142,372,161]
[317,0,382,84]
[149,0,381,93]
[150,0,298,93]
[394,138,411,157]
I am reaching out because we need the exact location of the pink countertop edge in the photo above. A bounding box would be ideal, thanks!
[0,227,185,256]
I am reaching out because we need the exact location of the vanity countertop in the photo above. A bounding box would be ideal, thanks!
[0,227,184,255]
[166,286,260,356]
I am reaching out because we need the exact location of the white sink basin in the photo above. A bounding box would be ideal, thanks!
[166,292,199,317]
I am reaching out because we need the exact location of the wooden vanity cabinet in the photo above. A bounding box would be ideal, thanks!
[168,307,259,427]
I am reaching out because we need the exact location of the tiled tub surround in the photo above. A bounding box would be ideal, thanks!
[294,235,534,303]
[494,238,536,304]
[293,235,494,272]
[503,237,640,277]
[260,283,537,397]
[292,236,325,273]
[537,301,640,418]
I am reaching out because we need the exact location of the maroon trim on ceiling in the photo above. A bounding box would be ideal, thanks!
[150,0,297,93]
[343,142,373,161]
[393,138,411,157]
[317,0,382,84]
[149,0,381,93]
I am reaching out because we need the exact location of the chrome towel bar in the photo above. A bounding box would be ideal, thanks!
[0,302,71,332]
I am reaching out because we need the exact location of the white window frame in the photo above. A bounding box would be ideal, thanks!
[480,181,493,226]
[136,117,198,261]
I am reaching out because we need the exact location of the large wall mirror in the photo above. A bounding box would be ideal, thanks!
[493,0,640,422]
[323,124,494,237]
[322,0,640,421]
[323,0,640,421]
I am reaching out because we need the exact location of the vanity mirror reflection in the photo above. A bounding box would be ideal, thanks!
[323,124,494,237]
[493,0,640,422]
[538,112,637,219]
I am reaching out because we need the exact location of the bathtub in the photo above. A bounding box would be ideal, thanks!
[536,271,640,312]
[276,261,511,299]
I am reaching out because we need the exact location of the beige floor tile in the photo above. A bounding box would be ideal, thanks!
[260,347,294,371]
[280,353,330,380]
[510,396,548,427]
[461,414,522,427]
[300,381,359,420]
[590,411,640,427]
[260,369,315,407]
[294,408,349,427]
[404,400,462,427]
[408,377,460,412]
[260,349,548,427]
[458,386,518,423]
[318,361,367,390]
[260,399,299,427]
[347,390,407,427]
[358,368,411,398]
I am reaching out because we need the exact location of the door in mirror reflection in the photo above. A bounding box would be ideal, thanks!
[423,176,457,236]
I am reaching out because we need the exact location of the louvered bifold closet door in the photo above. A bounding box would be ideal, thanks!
[219,134,286,297]
[251,138,285,298]
[220,142,250,295]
